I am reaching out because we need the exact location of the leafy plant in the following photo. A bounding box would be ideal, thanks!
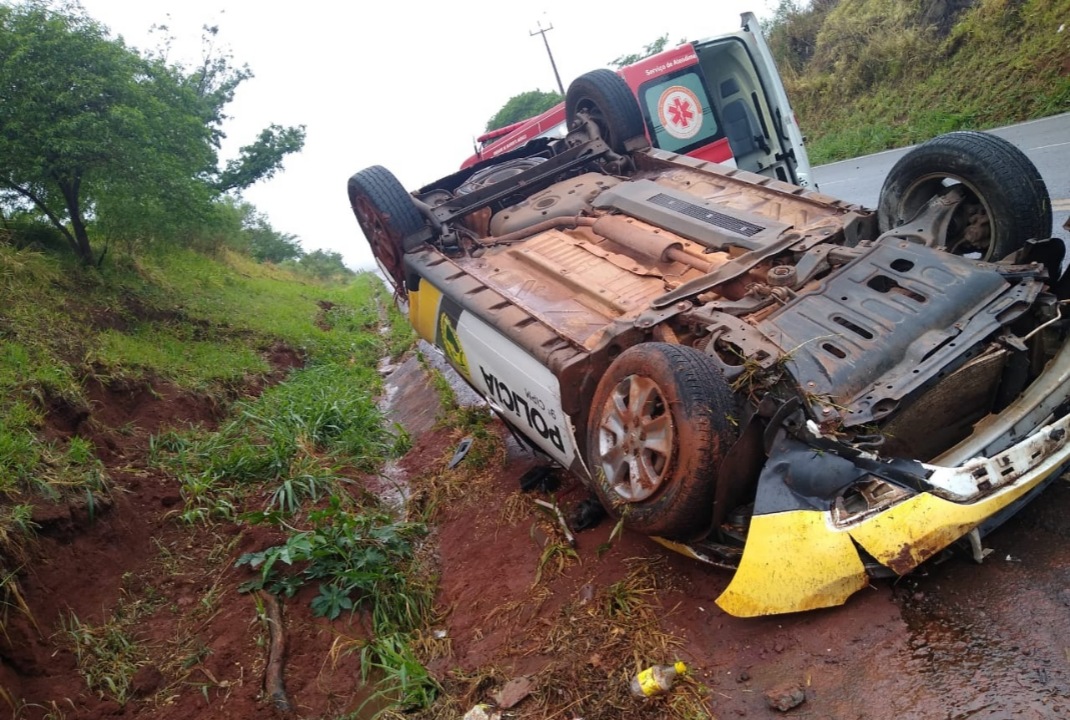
[235,498,428,627]
[311,582,354,620]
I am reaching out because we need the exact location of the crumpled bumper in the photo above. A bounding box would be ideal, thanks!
[716,411,1070,618]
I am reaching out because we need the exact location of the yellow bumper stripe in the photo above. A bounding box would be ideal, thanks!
[716,510,867,617]
[847,466,1057,574]
[715,464,1060,616]
[408,280,442,344]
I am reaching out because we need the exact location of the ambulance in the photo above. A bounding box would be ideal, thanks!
[463,12,814,189]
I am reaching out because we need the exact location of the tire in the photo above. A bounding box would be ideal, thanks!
[586,343,737,540]
[565,69,646,154]
[348,165,425,294]
[877,131,1051,261]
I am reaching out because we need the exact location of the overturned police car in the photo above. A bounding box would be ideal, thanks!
[348,68,1067,617]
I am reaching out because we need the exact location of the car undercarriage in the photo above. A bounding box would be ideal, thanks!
[349,69,1069,615]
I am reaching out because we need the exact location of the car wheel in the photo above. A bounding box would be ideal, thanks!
[877,131,1051,260]
[565,69,646,154]
[586,343,737,540]
[348,165,425,294]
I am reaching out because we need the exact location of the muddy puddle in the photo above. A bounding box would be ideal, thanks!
[891,494,1070,718]
[376,341,489,506]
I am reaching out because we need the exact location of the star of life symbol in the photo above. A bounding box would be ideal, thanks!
[657,85,703,140]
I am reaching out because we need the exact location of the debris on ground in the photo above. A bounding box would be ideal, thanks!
[764,681,806,711]
[493,675,534,709]
[534,498,576,547]
[462,704,502,720]
[448,436,474,468]
[570,496,606,531]
[519,464,559,492]
[261,591,293,714]
[630,661,688,698]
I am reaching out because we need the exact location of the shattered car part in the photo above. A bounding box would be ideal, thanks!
[447,437,473,469]
[349,67,1067,616]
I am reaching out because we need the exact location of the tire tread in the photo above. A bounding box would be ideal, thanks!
[877,131,1051,259]
[565,69,646,153]
[586,342,736,540]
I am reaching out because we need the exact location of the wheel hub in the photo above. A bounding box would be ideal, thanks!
[596,375,673,502]
[355,196,404,288]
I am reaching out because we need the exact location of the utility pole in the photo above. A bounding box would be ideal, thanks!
[530,20,565,97]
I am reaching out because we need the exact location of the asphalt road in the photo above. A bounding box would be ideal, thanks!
[812,112,1070,237]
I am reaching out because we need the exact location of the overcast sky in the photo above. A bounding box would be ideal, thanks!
[77,0,778,270]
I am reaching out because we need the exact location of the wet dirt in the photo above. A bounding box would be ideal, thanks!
[387,355,1070,719]
[3,350,1069,719]
[0,363,370,720]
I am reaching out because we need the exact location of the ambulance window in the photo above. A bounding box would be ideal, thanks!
[639,71,721,154]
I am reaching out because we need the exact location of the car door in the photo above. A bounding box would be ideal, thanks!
[691,11,816,188]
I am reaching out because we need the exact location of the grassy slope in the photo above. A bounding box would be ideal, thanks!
[0,242,410,600]
[0,241,467,713]
[1,245,389,472]
[776,0,1070,164]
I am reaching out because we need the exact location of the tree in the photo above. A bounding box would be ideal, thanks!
[297,249,353,280]
[485,89,562,132]
[0,2,306,265]
[217,124,307,192]
[610,34,673,69]
[245,209,302,264]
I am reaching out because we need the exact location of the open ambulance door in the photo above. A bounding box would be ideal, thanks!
[692,12,815,188]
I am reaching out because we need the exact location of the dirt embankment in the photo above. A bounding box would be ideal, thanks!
[3,349,1070,719]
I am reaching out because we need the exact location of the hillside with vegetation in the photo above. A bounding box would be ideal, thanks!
[765,0,1070,163]
[0,233,444,712]
[0,3,433,717]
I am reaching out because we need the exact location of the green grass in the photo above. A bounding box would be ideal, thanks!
[0,342,79,407]
[0,403,42,492]
[124,249,403,370]
[90,326,268,388]
[149,360,406,524]
[0,237,425,703]
[358,632,441,714]
[779,0,1070,164]
[0,241,398,503]
[248,363,396,459]
[63,604,148,706]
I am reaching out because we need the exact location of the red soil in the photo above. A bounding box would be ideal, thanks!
[3,353,1068,719]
